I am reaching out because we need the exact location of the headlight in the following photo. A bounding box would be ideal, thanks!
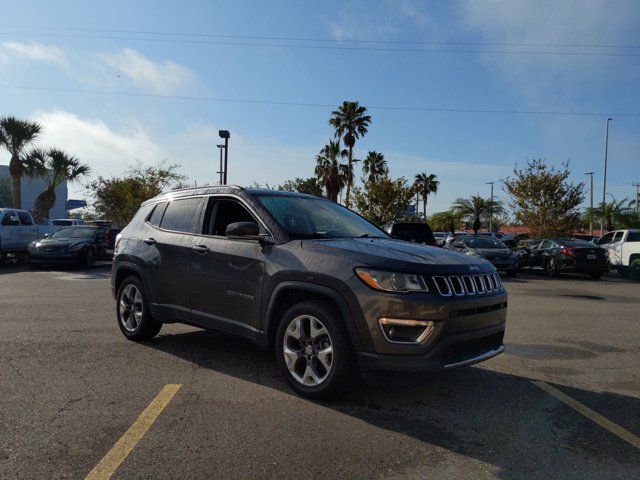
[68,242,86,251]
[465,250,483,257]
[355,268,428,293]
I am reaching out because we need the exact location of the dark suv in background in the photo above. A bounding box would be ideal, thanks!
[111,187,508,398]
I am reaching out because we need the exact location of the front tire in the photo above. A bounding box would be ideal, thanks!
[82,249,95,269]
[276,300,358,399]
[116,276,162,340]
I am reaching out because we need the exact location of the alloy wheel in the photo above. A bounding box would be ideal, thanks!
[119,284,143,332]
[282,315,333,386]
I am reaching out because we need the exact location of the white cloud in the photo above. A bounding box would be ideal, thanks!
[98,48,193,95]
[0,41,66,66]
[31,110,166,183]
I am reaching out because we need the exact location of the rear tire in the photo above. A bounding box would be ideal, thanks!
[546,258,560,277]
[83,250,95,269]
[589,271,603,280]
[276,300,359,399]
[116,276,162,340]
[629,259,640,281]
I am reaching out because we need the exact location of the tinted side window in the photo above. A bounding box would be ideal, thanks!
[148,202,167,226]
[159,198,202,233]
[627,232,640,242]
[17,212,33,225]
[612,231,624,242]
[205,198,256,236]
[1,211,18,226]
[597,233,614,245]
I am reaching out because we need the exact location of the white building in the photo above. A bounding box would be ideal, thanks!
[0,165,68,219]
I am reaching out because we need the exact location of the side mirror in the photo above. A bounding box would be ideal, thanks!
[226,221,263,241]
[43,233,50,238]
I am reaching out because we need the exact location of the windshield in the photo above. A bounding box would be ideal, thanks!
[464,236,507,249]
[52,220,72,226]
[559,238,595,247]
[256,195,387,239]
[50,227,97,239]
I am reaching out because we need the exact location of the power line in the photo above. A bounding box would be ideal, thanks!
[1,31,639,57]
[2,84,639,117]
[2,24,639,49]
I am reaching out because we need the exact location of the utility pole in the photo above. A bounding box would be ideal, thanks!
[218,130,230,185]
[584,172,595,236]
[633,182,640,215]
[486,181,495,233]
[600,117,612,234]
[216,144,225,185]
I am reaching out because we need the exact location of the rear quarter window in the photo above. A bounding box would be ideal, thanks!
[147,202,168,226]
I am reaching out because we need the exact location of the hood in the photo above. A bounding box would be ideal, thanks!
[472,248,514,258]
[301,237,491,272]
[36,237,88,248]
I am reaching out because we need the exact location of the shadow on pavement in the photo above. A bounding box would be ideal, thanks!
[141,328,640,479]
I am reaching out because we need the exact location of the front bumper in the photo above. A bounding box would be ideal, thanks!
[486,257,518,272]
[358,323,505,372]
[28,251,83,264]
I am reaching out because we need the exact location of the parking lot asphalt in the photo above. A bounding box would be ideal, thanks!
[1,263,639,479]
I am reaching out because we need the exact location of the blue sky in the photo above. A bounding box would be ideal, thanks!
[1,0,639,214]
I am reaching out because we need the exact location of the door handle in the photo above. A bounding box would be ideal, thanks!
[143,237,157,245]
[192,245,210,254]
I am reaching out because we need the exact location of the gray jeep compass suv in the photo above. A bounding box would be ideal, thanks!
[111,186,507,398]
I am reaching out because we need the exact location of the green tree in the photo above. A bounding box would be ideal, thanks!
[452,195,504,233]
[0,177,12,208]
[314,140,347,202]
[86,162,185,227]
[503,159,584,237]
[413,173,439,219]
[329,101,371,209]
[429,210,460,235]
[0,116,42,209]
[24,148,91,223]
[362,151,388,184]
[352,177,414,226]
[277,177,323,197]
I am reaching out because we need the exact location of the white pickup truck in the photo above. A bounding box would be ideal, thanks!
[0,208,59,255]
[596,229,640,277]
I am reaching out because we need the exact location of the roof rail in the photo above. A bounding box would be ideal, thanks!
[169,184,245,192]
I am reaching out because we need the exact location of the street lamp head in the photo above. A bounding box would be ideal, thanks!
[218,130,230,139]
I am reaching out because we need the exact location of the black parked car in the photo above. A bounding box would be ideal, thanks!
[516,238,608,279]
[27,226,106,267]
[383,221,438,247]
[445,235,518,277]
[111,187,508,398]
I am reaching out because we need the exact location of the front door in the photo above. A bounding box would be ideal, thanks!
[188,196,270,335]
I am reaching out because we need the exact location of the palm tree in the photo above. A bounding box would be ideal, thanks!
[0,116,42,209]
[586,198,638,231]
[362,151,388,184]
[25,148,90,223]
[413,173,440,219]
[429,210,460,235]
[314,141,347,202]
[452,195,504,233]
[328,101,371,208]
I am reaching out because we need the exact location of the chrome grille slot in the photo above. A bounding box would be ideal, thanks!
[482,274,494,292]
[449,276,465,296]
[433,276,452,296]
[473,275,485,294]
[492,272,502,290]
[462,275,476,295]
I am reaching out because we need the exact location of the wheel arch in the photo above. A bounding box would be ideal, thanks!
[263,282,362,353]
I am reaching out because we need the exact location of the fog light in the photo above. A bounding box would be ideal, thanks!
[378,318,435,344]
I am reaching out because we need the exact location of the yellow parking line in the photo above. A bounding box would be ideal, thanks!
[533,380,640,450]
[85,384,182,480]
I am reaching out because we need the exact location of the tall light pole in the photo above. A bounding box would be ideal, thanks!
[486,181,495,233]
[600,117,612,234]
[584,172,595,236]
[218,130,230,185]
[216,144,225,185]
[633,182,640,215]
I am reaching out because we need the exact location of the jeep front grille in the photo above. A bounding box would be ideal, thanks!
[431,273,503,297]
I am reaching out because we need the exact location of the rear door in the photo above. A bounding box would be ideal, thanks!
[536,240,556,267]
[188,196,270,334]
[145,197,204,322]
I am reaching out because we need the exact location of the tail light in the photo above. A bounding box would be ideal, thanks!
[431,239,438,247]
[104,231,110,245]
[561,247,576,257]
[114,233,123,253]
